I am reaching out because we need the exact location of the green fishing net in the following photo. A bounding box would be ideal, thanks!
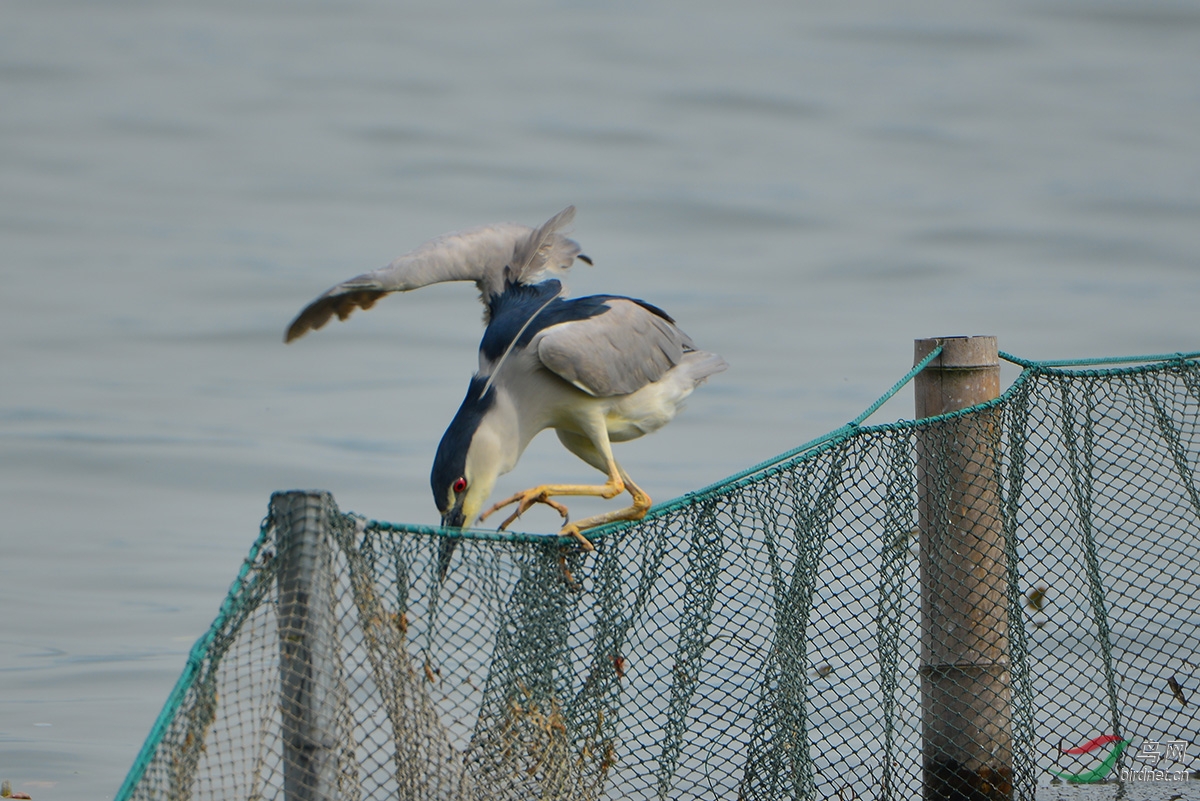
[116,353,1200,800]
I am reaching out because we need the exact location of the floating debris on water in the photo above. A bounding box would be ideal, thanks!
[2,780,34,799]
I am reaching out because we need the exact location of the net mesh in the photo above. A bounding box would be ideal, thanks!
[117,354,1200,800]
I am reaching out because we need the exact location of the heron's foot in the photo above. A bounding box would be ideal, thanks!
[480,487,570,531]
[557,485,652,550]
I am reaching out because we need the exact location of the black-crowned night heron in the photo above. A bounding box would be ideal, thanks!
[285,206,726,572]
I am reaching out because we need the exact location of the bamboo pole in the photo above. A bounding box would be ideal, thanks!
[272,490,340,801]
[915,337,1013,801]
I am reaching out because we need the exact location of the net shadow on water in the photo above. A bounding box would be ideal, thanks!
[116,352,1200,800]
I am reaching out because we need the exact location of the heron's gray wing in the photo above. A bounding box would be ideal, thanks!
[284,207,584,342]
[534,299,695,397]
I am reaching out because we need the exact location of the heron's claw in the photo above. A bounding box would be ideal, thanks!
[558,552,584,592]
[480,488,571,531]
[558,523,595,552]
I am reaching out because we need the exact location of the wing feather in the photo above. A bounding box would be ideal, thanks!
[534,299,694,397]
[510,205,580,284]
[285,208,584,343]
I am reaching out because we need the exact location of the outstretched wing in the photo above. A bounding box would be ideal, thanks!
[284,207,585,343]
[534,298,695,397]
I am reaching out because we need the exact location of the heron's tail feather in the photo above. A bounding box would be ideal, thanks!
[679,350,729,386]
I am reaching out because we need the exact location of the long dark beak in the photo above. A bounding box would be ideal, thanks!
[441,503,466,530]
[438,500,466,582]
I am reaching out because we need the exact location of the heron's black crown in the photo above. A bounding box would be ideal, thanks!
[431,376,494,513]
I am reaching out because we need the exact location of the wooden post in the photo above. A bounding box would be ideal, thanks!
[272,491,340,801]
[914,337,1013,801]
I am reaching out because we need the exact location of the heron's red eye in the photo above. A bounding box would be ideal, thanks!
[453,477,467,494]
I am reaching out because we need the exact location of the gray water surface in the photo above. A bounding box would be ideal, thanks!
[2,1,1199,798]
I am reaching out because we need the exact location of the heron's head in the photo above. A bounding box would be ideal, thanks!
[431,378,504,529]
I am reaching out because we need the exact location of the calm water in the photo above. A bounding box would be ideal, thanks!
[2,1,1199,798]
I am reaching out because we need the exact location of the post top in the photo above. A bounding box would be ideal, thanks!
[915,336,999,369]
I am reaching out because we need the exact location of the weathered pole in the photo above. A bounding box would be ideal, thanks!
[915,337,1013,801]
[272,490,340,801]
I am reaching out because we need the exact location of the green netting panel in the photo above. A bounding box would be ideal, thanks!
[116,355,1200,801]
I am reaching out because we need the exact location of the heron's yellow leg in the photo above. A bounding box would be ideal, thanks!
[559,473,651,551]
[479,467,627,540]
